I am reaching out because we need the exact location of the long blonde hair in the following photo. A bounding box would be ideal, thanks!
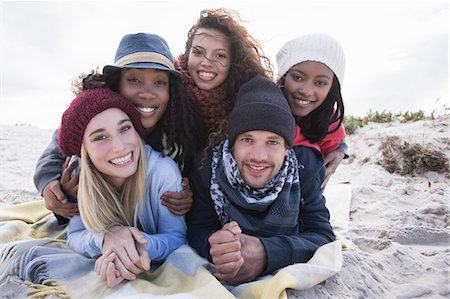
[78,139,147,233]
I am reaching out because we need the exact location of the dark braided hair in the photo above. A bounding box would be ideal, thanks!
[161,74,205,174]
[278,75,345,143]
[73,69,204,175]
[182,8,273,149]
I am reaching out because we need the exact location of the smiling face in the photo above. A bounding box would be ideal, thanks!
[119,68,170,133]
[233,130,288,189]
[83,108,140,189]
[282,61,334,118]
[187,28,231,90]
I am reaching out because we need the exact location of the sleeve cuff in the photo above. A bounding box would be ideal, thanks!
[94,233,105,253]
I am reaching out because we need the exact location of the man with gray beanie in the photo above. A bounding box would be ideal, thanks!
[186,75,335,284]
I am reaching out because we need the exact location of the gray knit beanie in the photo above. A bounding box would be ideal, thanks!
[228,75,295,147]
[276,33,346,86]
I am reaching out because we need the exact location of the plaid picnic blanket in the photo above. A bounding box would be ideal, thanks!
[0,194,344,299]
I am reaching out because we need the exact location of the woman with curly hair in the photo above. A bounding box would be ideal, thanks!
[175,8,273,150]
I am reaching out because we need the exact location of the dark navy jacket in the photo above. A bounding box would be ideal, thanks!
[186,145,335,275]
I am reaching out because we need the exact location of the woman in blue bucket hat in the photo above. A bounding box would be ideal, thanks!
[35,33,202,215]
[101,32,204,172]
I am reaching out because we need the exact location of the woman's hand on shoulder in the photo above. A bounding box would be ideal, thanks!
[161,177,193,216]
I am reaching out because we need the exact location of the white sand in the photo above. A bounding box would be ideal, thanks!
[1,116,449,298]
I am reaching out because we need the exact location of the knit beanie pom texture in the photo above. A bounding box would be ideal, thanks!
[58,88,145,157]
[228,75,295,146]
[276,33,346,86]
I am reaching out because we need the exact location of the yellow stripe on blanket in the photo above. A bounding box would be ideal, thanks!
[0,201,64,243]
[0,200,51,223]
[248,271,295,299]
[323,179,352,249]
[236,240,342,299]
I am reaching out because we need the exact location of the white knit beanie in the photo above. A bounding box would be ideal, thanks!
[276,33,346,86]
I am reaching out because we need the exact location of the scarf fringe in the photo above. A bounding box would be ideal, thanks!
[25,279,70,299]
[0,238,54,281]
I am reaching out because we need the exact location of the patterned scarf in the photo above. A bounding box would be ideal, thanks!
[175,55,230,133]
[210,139,301,236]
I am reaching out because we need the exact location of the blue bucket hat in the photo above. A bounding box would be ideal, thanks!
[103,33,181,78]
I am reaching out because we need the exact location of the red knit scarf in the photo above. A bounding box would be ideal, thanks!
[175,55,230,133]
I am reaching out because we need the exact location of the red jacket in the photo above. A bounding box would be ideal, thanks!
[293,122,346,157]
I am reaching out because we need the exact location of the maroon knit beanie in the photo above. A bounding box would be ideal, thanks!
[58,88,146,157]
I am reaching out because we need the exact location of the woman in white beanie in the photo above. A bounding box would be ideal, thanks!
[276,33,347,188]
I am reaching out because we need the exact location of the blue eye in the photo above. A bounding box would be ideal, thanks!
[93,135,107,142]
[120,125,131,133]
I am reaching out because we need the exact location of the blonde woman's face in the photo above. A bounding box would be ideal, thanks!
[119,68,170,134]
[283,61,334,118]
[83,108,140,189]
[188,28,231,90]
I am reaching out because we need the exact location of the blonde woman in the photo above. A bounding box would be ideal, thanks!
[58,88,186,287]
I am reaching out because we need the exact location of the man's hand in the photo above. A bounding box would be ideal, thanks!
[322,150,345,189]
[60,156,79,198]
[161,177,193,215]
[208,221,244,282]
[42,180,79,218]
[209,222,267,284]
[102,226,150,280]
[227,234,267,284]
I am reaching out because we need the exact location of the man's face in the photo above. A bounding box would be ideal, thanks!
[233,130,288,189]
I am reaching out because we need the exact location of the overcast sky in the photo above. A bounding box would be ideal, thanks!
[1,0,448,130]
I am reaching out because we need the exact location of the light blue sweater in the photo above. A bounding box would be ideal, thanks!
[66,145,186,262]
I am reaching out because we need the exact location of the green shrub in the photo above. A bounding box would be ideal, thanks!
[343,116,368,135]
[398,110,426,123]
[344,109,440,134]
[367,110,394,123]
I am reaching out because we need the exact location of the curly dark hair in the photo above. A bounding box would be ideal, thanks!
[182,8,273,149]
[72,69,105,94]
[278,75,345,143]
[73,69,204,175]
